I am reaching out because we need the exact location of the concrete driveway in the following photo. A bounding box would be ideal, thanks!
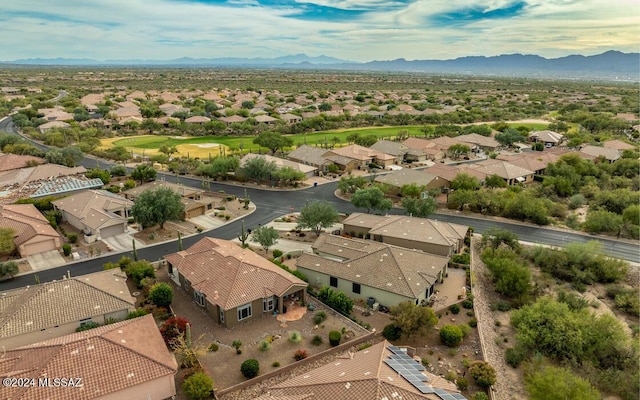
[188,214,225,231]
[27,250,67,271]
[102,234,144,252]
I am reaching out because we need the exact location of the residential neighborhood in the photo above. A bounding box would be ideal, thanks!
[0,71,637,400]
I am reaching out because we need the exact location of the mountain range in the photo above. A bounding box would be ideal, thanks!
[2,51,638,80]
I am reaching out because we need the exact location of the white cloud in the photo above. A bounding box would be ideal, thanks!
[0,0,638,61]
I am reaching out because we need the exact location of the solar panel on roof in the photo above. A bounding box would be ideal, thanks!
[387,345,403,354]
[451,394,467,400]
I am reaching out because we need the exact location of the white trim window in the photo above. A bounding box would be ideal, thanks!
[194,291,205,307]
[263,297,274,312]
[237,303,252,321]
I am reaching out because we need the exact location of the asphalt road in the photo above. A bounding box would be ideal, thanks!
[0,117,637,291]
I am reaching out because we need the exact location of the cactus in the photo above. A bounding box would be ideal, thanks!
[178,232,183,251]
[238,220,249,248]
[185,322,192,348]
[132,239,138,261]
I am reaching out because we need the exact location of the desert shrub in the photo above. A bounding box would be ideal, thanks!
[313,311,327,324]
[358,343,372,351]
[67,232,78,244]
[440,325,464,347]
[311,335,323,346]
[451,253,470,265]
[505,346,527,368]
[159,316,189,348]
[127,309,148,319]
[328,330,341,346]
[468,318,478,328]
[272,249,283,258]
[449,304,461,314]
[272,361,280,367]
[258,340,271,352]
[472,393,489,400]
[149,282,173,308]
[456,377,469,391]
[182,371,213,400]
[382,323,402,341]
[240,359,260,378]
[62,243,72,256]
[208,343,219,352]
[462,299,474,309]
[459,323,472,337]
[288,331,302,343]
[293,349,308,361]
[469,361,497,388]
[493,301,512,312]
[76,321,100,332]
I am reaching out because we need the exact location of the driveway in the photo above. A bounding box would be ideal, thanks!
[102,233,144,252]
[27,250,67,271]
[188,214,225,231]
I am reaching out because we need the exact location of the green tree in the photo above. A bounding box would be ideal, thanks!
[251,226,279,252]
[125,260,156,289]
[241,100,255,109]
[390,301,438,338]
[131,164,157,184]
[158,144,178,157]
[252,131,293,155]
[131,187,184,229]
[439,325,464,347]
[623,204,640,225]
[481,227,520,251]
[182,371,213,400]
[484,174,507,188]
[110,165,127,176]
[338,175,367,194]
[583,210,623,235]
[198,155,240,180]
[402,196,437,218]
[451,173,481,191]
[86,168,111,184]
[354,134,378,147]
[447,144,471,160]
[274,166,305,186]
[495,128,526,146]
[351,187,392,214]
[0,261,19,280]
[45,146,84,167]
[297,201,340,236]
[482,251,531,300]
[447,189,475,211]
[242,156,277,182]
[525,365,600,400]
[149,282,174,308]
[0,228,16,256]
[400,183,427,198]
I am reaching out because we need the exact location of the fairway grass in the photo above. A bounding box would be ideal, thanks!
[98,122,549,157]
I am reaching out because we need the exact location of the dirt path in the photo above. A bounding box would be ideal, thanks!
[470,238,527,400]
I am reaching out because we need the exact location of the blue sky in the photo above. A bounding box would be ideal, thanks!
[2,0,638,61]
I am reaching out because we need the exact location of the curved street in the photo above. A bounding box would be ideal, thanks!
[0,117,637,291]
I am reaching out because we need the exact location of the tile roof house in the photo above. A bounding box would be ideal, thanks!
[287,145,333,173]
[296,234,449,306]
[402,138,443,161]
[579,145,621,163]
[455,133,500,151]
[0,153,44,172]
[1,314,178,400]
[52,190,133,240]
[240,153,318,178]
[528,130,564,147]
[185,115,211,124]
[165,238,307,328]
[38,120,71,133]
[0,269,135,349]
[370,140,410,164]
[373,169,447,194]
[424,164,487,187]
[602,139,636,151]
[342,213,469,257]
[0,204,61,257]
[468,159,535,185]
[256,341,465,400]
[324,145,395,171]
[218,115,248,125]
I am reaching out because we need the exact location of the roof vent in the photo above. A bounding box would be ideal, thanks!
[345,382,351,389]
[71,349,79,355]
[126,373,134,379]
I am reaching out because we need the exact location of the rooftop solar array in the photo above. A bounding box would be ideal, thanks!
[385,346,467,400]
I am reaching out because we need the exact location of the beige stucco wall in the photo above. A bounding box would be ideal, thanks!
[19,236,60,257]
[97,375,177,400]
[298,267,416,308]
[378,236,452,257]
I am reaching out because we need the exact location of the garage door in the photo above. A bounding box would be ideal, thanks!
[100,224,124,239]
[23,239,57,256]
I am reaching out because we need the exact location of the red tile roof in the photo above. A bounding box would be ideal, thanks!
[165,238,307,310]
